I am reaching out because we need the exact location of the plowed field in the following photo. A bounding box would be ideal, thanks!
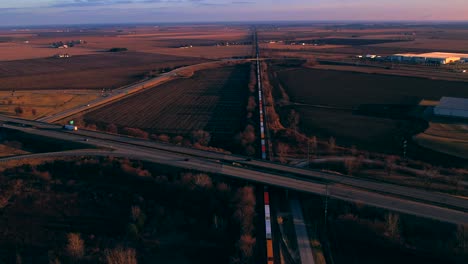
[0,52,206,90]
[84,64,250,145]
[276,67,468,156]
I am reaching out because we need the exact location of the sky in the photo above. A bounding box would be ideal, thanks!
[0,0,467,26]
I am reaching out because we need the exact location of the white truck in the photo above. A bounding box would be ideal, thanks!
[63,125,78,131]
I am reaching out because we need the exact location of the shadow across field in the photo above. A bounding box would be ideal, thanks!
[274,67,468,164]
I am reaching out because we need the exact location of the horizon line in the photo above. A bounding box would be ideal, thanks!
[2,19,468,29]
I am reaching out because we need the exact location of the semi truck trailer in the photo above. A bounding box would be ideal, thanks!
[63,125,78,131]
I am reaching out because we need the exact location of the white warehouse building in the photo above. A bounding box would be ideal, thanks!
[390,52,468,64]
[434,97,468,118]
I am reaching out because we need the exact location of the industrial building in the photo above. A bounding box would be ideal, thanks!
[390,52,468,64]
[434,97,468,118]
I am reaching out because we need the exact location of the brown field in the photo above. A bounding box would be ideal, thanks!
[0,90,99,119]
[259,24,468,62]
[0,52,207,91]
[274,67,468,156]
[0,42,97,61]
[84,64,250,146]
[0,25,252,61]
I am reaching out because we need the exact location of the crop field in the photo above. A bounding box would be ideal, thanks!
[84,64,250,145]
[0,52,207,91]
[275,67,468,154]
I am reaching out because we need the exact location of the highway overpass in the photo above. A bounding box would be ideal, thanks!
[1,115,467,224]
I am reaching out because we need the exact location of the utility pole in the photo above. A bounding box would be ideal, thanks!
[403,139,408,160]
[324,184,329,230]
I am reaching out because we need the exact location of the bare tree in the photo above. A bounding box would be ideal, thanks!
[172,135,184,145]
[344,157,362,175]
[423,166,439,188]
[246,96,257,112]
[66,233,85,259]
[456,224,468,253]
[14,106,23,115]
[194,173,213,189]
[105,247,137,264]
[328,137,336,154]
[310,136,318,155]
[276,142,290,164]
[287,109,300,130]
[385,212,400,240]
[385,155,398,176]
[238,234,256,259]
[131,206,141,222]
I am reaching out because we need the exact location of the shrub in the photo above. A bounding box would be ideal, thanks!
[122,127,149,139]
[191,130,211,146]
[106,123,118,134]
[108,48,128,52]
[172,135,184,145]
[158,134,170,142]
[14,106,23,115]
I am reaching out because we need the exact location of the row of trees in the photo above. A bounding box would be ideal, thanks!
[12,106,36,116]
[231,186,257,263]
[64,233,137,264]
[236,63,258,156]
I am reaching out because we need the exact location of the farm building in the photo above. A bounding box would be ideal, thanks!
[434,97,468,118]
[390,52,468,64]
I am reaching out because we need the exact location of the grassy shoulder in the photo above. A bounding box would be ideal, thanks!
[0,157,258,264]
[0,90,98,120]
[0,141,29,157]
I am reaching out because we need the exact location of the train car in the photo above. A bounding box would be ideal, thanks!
[267,239,274,264]
[264,190,274,264]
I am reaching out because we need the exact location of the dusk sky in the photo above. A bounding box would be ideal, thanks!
[1,0,467,26]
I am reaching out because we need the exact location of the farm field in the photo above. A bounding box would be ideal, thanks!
[0,25,252,61]
[275,67,468,154]
[414,122,468,159]
[0,90,99,119]
[84,64,250,147]
[0,52,207,91]
[277,68,468,107]
[259,24,468,62]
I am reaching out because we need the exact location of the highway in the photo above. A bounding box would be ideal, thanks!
[1,116,468,224]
